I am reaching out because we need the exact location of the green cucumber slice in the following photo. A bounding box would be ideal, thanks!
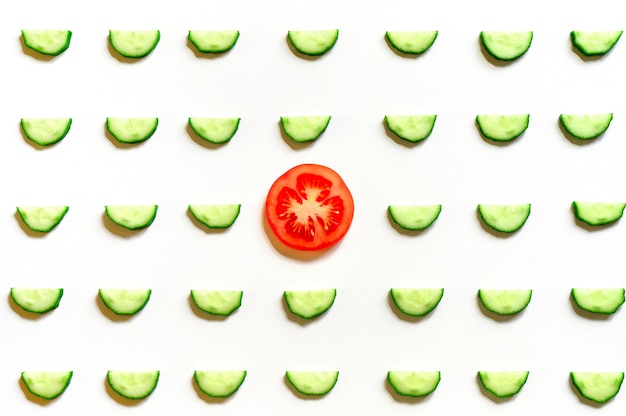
[99,289,151,315]
[280,116,331,143]
[571,288,625,314]
[572,201,626,226]
[478,289,532,315]
[285,371,339,396]
[191,290,243,316]
[385,31,438,54]
[194,370,247,397]
[106,117,158,144]
[388,205,441,230]
[105,205,158,230]
[188,118,240,144]
[571,31,622,56]
[570,372,624,403]
[188,204,241,229]
[107,371,159,400]
[478,371,529,398]
[476,114,529,142]
[477,203,531,233]
[390,288,444,317]
[480,31,533,61]
[559,113,613,140]
[21,118,72,146]
[287,30,339,56]
[109,30,160,58]
[21,371,73,400]
[11,288,63,314]
[22,30,71,56]
[384,115,437,143]
[387,371,441,397]
[16,206,69,233]
[284,289,336,319]
[188,31,240,53]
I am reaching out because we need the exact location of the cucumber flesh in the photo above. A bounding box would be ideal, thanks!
[477,204,531,233]
[22,30,71,56]
[194,371,247,397]
[476,114,529,142]
[571,288,625,314]
[285,371,339,396]
[478,289,532,315]
[280,116,331,143]
[106,117,158,144]
[572,201,626,226]
[560,113,613,140]
[384,115,437,143]
[109,30,160,58]
[478,371,529,398]
[284,289,336,319]
[105,205,158,230]
[480,31,533,61]
[570,372,624,403]
[385,31,438,54]
[11,288,63,314]
[107,371,159,400]
[21,371,73,400]
[287,30,339,56]
[188,204,241,229]
[16,206,69,233]
[99,289,151,315]
[388,205,441,230]
[21,118,72,146]
[390,288,444,317]
[188,31,239,53]
[571,31,622,56]
[191,290,243,316]
[188,118,240,144]
[387,371,440,397]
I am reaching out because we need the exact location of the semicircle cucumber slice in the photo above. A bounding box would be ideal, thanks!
[188,30,239,53]
[388,205,441,230]
[571,31,623,56]
[109,30,160,58]
[571,288,625,314]
[384,115,437,143]
[22,30,72,56]
[280,116,331,143]
[480,31,533,61]
[287,30,338,56]
[478,289,532,315]
[22,371,73,400]
[390,288,444,317]
[191,290,243,316]
[107,370,159,399]
[478,204,531,233]
[476,114,529,142]
[106,117,158,144]
[284,289,336,319]
[188,204,241,229]
[17,206,69,233]
[560,113,613,140]
[385,31,438,54]
[99,289,151,315]
[194,370,246,397]
[572,201,625,226]
[387,371,441,397]
[570,372,624,403]
[188,118,240,144]
[11,288,63,314]
[285,371,339,396]
[21,118,72,146]
[105,205,158,230]
[478,371,529,398]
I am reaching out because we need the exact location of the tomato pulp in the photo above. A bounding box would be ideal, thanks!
[265,164,354,251]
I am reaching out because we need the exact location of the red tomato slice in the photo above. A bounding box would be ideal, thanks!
[265,164,354,251]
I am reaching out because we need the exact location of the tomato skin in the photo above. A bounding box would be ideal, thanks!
[265,164,354,251]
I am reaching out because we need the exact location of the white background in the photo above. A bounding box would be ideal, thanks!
[1,0,625,414]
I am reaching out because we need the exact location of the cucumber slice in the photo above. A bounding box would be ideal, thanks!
[21,371,72,400]
[107,371,159,400]
[559,113,613,140]
[570,372,624,403]
[478,371,529,398]
[384,115,437,143]
[480,31,533,61]
[388,205,442,230]
[283,289,336,319]
[188,118,240,144]
[190,290,243,316]
[188,204,241,229]
[387,371,441,397]
[285,371,339,396]
[478,289,532,315]
[571,288,625,314]
[572,201,626,226]
[477,203,531,233]
[287,30,339,56]
[280,116,331,143]
[390,288,444,317]
[571,31,623,56]
[385,31,438,54]
[21,118,72,146]
[99,289,151,315]
[22,30,71,56]
[194,370,247,397]
[105,205,158,230]
[106,117,158,144]
[476,114,529,142]
[188,31,240,53]
[11,288,63,314]
[16,206,69,233]
[109,30,160,58]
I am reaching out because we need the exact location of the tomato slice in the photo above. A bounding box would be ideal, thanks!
[265,164,354,251]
